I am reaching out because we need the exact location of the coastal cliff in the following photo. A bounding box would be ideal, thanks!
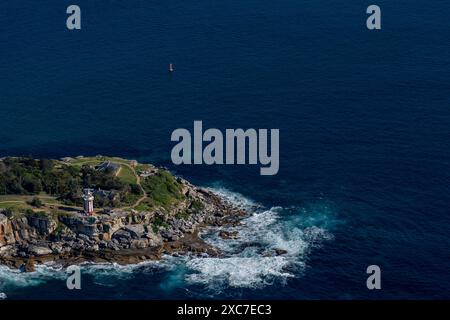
[0,156,246,271]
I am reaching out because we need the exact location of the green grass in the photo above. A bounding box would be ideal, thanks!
[141,171,185,209]
[136,163,154,172]
[66,157,104,168]
[135,202,152,212]
[0,201,33,211]
[0,194,62,214]
[68,156,136,166]
[117,165,137,184]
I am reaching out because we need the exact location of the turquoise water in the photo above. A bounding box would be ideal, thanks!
[0,0,449,299]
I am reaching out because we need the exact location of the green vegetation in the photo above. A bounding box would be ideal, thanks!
[28,197,43,208]
[141,171,184,209]
[0,158,75,196]
[0,157,141,209]
[87,217,96,224]
[190,199,204,212]
[53,222,67,236]
[25,209,48,218]
[175,210,190,220]
[152,216,169,233]
[117,165,137,185]
[135,202,151,212]
[0,156,189,218]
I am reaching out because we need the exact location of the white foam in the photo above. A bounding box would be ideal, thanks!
[0,186,337,293]
[185,187,336,290]
[0,264,66,290]
[81,259,169,286]
[207,186,260,210]
[186,256,295,289]
[0,292,6,300]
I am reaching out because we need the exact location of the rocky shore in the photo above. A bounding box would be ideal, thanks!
[0,174,246,272]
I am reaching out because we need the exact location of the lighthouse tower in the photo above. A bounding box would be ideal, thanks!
[82,189,94,216]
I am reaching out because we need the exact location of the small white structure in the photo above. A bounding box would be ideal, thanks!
[82,188,94,215]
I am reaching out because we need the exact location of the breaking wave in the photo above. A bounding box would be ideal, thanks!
[0,263,66,291]
[0,185,338,296]
[182,187,337,292]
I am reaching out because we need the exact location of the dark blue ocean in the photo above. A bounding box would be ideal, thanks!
[0,0,449,299]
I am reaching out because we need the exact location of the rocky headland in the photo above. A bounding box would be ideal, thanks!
[0,156,246,271]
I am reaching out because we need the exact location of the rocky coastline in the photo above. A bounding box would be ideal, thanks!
[0,157,247,272]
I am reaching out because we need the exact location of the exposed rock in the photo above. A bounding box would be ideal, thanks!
[130,239,148,249]
[0,157,249,269]
[144,232,162,247]
[218,230,239,240]
[28,246,52,256]
[112,229,131,240]
[50,243,64,254]
[24,259,35,272]
[123,225,145,239]
[275,248,288,256]
[27,216,57,235]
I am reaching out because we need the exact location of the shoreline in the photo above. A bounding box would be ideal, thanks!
[0,156,247,272]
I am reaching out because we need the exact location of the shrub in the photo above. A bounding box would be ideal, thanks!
[142,171,184,207]
[175,211,190,220]
[152,216,168,233]
[25,209,48,218]
[29,197,43,208]
[190,200,204,212]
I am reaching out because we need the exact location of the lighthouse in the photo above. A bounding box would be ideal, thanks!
[82,189,94,215]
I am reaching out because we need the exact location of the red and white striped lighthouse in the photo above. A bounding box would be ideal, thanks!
[82,189,94,215]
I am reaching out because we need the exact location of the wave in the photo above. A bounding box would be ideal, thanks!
[181,186,337,292]
[0,185,338,295]
[186,256,294,290]
[0,263,66,291]
[205,185,261,210]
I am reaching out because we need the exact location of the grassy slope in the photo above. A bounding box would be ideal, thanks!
[0,157,186,217]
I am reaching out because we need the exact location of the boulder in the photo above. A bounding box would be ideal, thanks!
[160,230,179,241]
[130,239,148,249]
[144,232,162,247]
[24,259,35,272]
[274,248,288,256]
[50,243,64,254]
[112,229,131,240]
[218,230,239,240]
[28,246,52,256]
[123,225,145,239]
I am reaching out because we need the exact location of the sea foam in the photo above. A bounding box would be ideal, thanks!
[0,185,337,294]
[182,186,336,291]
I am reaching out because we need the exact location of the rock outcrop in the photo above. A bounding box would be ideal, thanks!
[0,180,247,271]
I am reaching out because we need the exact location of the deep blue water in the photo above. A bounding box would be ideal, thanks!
[0,0,449,299]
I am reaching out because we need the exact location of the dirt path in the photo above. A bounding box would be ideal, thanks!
[0,162,148,212]
[120,163,147,209]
